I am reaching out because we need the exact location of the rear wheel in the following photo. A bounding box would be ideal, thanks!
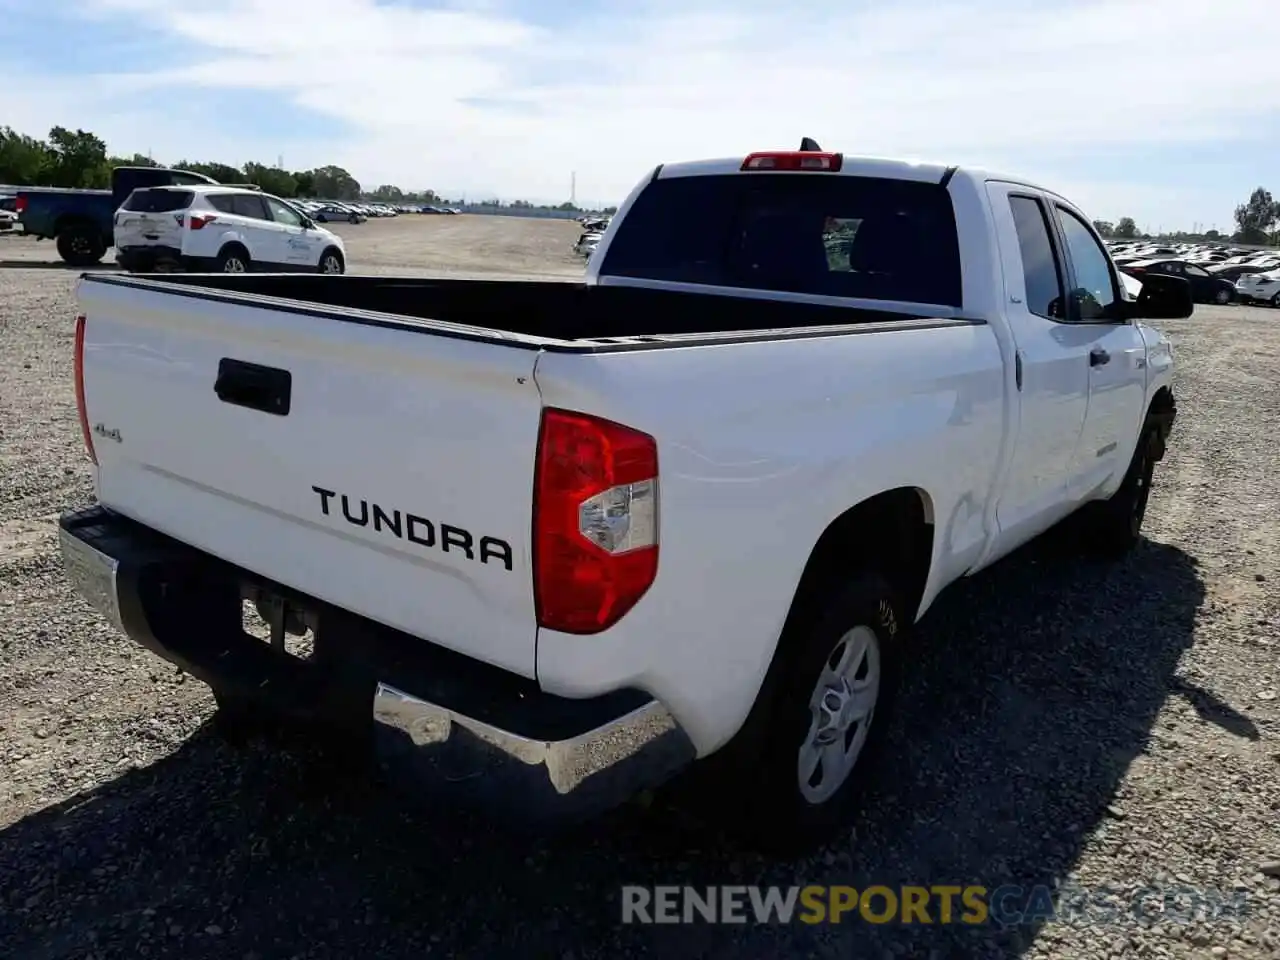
[1213,287,1231,305]
[1270,292,1280,308]
[318,248,345,274]
[56,225,107,267]
[695,573,906,856]
[215,246,250,273]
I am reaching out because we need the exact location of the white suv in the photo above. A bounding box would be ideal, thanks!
[114,184,347,274]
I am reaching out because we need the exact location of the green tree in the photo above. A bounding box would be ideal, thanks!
[1092,220,1114,237]
[108,153,158,168]
[243,162,298,197]
[1113,217,1138,239]
[44,126,109,188]
[310,165,361,200]
[173,160,245,183]
[370,184,404,202]
[0,126,54,183]
[1232,187,1279,245]
[291,170,316,197]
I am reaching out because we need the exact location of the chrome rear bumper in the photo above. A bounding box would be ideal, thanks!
[58,504,695,822]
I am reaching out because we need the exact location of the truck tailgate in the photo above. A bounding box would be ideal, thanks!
[77,277,543,678]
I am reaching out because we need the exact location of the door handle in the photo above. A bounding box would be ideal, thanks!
[215,358,292,415]
[1089,347,1111,367]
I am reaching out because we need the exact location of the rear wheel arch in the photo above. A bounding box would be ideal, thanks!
[740,486,936,725]
[783,487,936,634]
[53,214,98,238]
[215,242,251,272]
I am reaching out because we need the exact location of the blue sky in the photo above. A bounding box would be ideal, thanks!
[3,0,1278,226]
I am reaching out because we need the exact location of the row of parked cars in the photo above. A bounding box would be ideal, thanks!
[291,199,394,224]
[291,200,461,222]
[1107,239,1280,306]
[573,214,611,258]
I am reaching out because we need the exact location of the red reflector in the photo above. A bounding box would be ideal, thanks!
[73,314,96,465]
[741,151,843,172]
[533,409,659,635]
[15,195,27,213]
[188,214,216,230]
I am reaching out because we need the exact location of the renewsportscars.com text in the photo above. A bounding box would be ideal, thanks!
[620,884,1250,927]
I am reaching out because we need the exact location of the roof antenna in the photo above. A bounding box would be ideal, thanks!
[799,137,822,152]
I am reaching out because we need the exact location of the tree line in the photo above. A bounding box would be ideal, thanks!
[0,124,604,213]
[1093,188,1280,246]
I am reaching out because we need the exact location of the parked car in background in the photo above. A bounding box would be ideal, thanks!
[114,184,346,274]
[573,231,603,257]
[13,166,221,265]
[1118,259,1235,304]
[1234,270,1280,305]
[1208,261,1280,282]
[312,203,365,224]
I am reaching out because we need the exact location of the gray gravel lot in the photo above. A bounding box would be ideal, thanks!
[1,228,1278,959]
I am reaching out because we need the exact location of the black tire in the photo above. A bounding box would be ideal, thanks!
[215,245,251,273]
[348,213,359,224]
[1213,288,1231,305]
[697,573,906,857]
[317,248,345,274]
[1079,426,1158,557]
[56,225,107,267]
[1270,292,1280,308]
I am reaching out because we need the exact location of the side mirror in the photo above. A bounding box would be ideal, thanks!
[1128,272,1193,320]
[301,217,314,230]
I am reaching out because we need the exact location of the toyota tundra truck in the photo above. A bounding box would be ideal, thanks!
[58,144,1189,853]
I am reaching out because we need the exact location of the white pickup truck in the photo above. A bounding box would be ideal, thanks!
[59,145,1189,854]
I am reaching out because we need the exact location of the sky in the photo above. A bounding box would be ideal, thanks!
[2,0,1278,228]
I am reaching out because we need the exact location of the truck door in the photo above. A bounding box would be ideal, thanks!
[984,182,1091,547]
[1045,201,1149,499]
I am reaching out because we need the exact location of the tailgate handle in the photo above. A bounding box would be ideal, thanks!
[215,359,292,416]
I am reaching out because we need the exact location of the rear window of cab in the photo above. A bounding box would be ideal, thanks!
[600,173,962,308]
[121,188,194,213]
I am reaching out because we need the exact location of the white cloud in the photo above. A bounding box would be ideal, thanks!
[6,0,1279,223]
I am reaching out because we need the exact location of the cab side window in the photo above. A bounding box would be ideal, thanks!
[1008,195,1065,320]
[1055,207,1121,321]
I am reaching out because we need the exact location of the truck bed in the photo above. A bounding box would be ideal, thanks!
[83,272,981,348]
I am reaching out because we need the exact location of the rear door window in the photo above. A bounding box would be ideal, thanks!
[207,194,238,214]
[231,194,269,220]
[122,189,194,213]
[1008,195,1065,320]
[600,172,963,307]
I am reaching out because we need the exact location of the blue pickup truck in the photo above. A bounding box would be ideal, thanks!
[14,166,220,266]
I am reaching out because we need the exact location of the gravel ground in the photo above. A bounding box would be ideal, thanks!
[1,224,1278,959]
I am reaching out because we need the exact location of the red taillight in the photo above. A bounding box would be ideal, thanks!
[14,195,27,214]
[1129,267,1146,274]
[533,409,659,634]
[741,151,843,172]
[188,214,216,230]
[73,314,96,465]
